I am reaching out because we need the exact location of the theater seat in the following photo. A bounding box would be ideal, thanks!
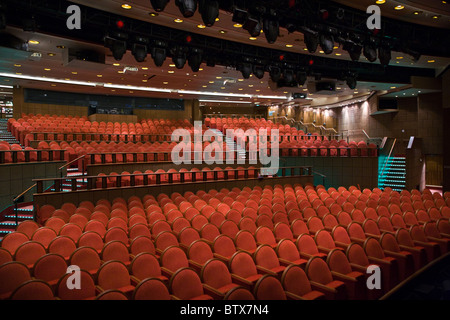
[305,256,347,300]
[169,267,213,300]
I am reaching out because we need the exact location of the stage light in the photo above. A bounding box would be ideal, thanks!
[188,47,203,72]
[269,66,281,82]
[111,40,127,61]
[150,0,169,12]
[263,18,279,44]
[175,0,198,17]
[243,17,261,37]
[304,30,319,53]
[364,43,377,62]
[253,64,265,79]
[232,8,248,24]
[319,34,334,54]
[151,40,167,66]
[295,71,307,86]
[171,46,188,69]
[343,40,362,62]
[199,0,219,27]
[345,72,357,89]
[240,62,252,79]
[283,69,294,84]
[378,46,391,66]
[132,43,147,62]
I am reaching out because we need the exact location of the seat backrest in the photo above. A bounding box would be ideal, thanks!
[16,221,40,239]
[254,245,280,270]
[133,278,171,300]
[170,267,205,300]
[69,246,101,272]
[188,240,213,265]
[101,241,130,263]
[296,234,320,255]
[409,225,428,242]
[332,226,351,244]
[56,270,96,300]
[32,227,58,248]
[10,280,54,300]
[346,243,369,266]
[281,264,313,296]
[306,256,334,284]
[201,258,232,289]
[229,251,257,278]
[129,235,155,256]
[276,239,300,262]
[0,261,31,296]
[253,275,286,300]
[364,237,385,259]
[1,232,29,255]
[326,248,352,274]
[14,241,46,267]
[347,222,366,240]
[314,230,336,249]
[33,253,67,282]
[97,260,131,290]
[224,286,255,300]
[255,226,276,246]
[274,223,294,240]
[130,252,162,280]
[160,246,189,273]
[155,231,179,251]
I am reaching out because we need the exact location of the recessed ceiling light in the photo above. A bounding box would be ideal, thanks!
[249,85,253,87]
[219,30,227,34]
[336,87,341,90]
[197,24,206,29]
[51,84,56,87]
[111,89,116,92]
[121,4,132,9]
[238,88,243,90]
[149,12,159,17]
[428,60,435,63]
[72,71,78,75]
[199,68,203,71]
[97,75,102,77]
[394,5,405,10]
[233,23,243,28]
[44,68,51,71]
[215,17,220,22]
[169,64,176,67]
[256,89,261,92]
[303,48,308,51]
[209,81,214,83]
[14,64,21,67]
[174,18,183,23]
[319,50,325,54]
[113,63,120,67]
[221,87,225,89]
[15,72,22,75]
[396,56,404,59]
[376,0,386,4]
[216,77,222,79]
[249,37,257,40]
[142,67,149,70]
[48,53,56,56]
[56,45,65,49]
[303,88,308,91]
[202,85,207,88]
[238,79,244,82]
[29,40,40,44]
[285,44,293,48]
[168,70,175,73]
[414,11,421,15]
[390,86,396,89]
[163,81,169,84]
[333,46,339,50]
[118,71,124,74]
[432,15,439,19]
[335,53,342,56]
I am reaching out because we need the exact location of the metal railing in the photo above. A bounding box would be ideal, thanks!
[0,149,66,164]
[33,166,313,193]
[12,183,36,226]
[380,138,397,179]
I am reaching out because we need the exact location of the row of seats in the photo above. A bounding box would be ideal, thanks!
[95,166,258,188]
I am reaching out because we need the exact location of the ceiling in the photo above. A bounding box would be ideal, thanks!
[0,0,448,107]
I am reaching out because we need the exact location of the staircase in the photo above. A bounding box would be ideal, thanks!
[0,203,34,241]
[0,118,21,146]
[378,155,406,192]
[49,168,87,192]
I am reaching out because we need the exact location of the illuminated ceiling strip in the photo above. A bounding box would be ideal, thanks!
[0,85,14,89]
[0,73,97,87]
[0,73,288,100]
[199,99,252,104]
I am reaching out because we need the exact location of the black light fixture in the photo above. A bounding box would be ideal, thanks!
[283,68,295,84]
[295,71,307,86]
[131,36,149,63]
[175,0,198,17]
[345,71,357,89]
[263,18,279,44]
[363,37,378,62]
[319,33,334,54]
[304,29,319,53]
[240,61,253,79]
[188,47,203,72]
[151,40,167,66]
[343,40,362,62]
[171,46,188,69]
[111,40,127,61]
[232,8,248,24]
[150,0,170,12]
[199,0,219,27]
[269,65,281,82]
[243,16,261,37]
[378,46,391,66]
[253,63,265,79]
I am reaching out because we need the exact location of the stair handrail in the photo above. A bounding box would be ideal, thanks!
[58,154,86,177]
[12,183,37,226]
[273,116,340,138]
[380,138,397,180]
[313,170,327,186]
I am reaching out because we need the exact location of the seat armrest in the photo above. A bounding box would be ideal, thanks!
[202,283,225,300]
[160,267,174,278]
[334,241,350,250]
[213,253,230,264]
[330,271,358,283]
[188,259,203,273]
[285,291,303,300]
[95,285,104,295]
[256,265,278,277]
[317,245,332,254]
[130,275,141,286]
[349,263,370,274]
[230,274,254,291]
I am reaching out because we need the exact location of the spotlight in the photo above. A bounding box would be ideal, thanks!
[111,40,127,61]
[151,40,167,66]
[345,72,357,89]
[243,17,261,37]
[188,47,203,72]
[283,69,295,84]
[150,0,169,12]
[269,66,281,82]
[405,49,421,62]
[175,0,198,17]
[199,0,219,27]
[343,40,362,61]
[304,30,319,53]
[232,8,248,24]
[132,44,148,62]
[240,62,252,79]
[363,38,378,62]
[253,64,265,79]
[319,34,334,54]
[295,71,307,86]
[263,18,279,44]
[378,46,391,66]
[171,46,188,69]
